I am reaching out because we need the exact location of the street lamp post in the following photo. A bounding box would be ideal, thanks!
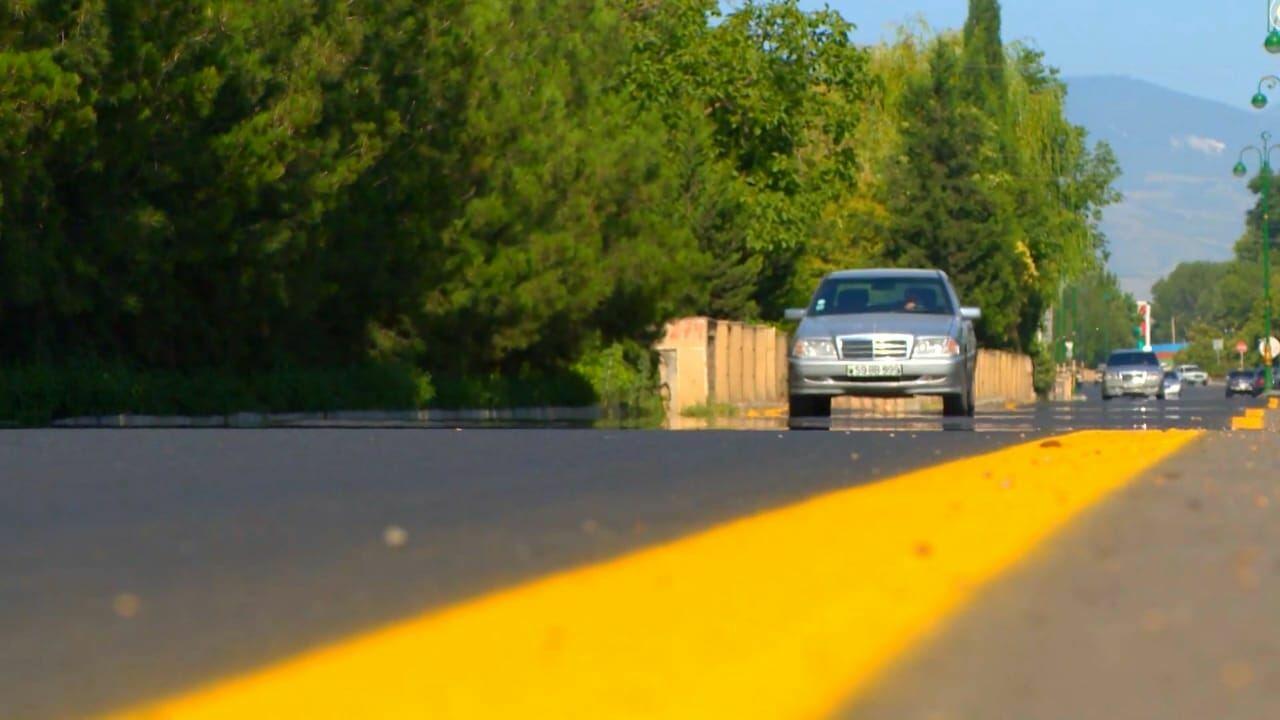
[1232,130,1276,391]
[1252,75,1280,109]
[1267,1,1280,53]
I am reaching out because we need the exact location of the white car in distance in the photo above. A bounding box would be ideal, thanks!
[1176,364,1209,386]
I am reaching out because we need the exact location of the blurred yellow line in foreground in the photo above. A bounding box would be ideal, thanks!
[112,430,1199,720]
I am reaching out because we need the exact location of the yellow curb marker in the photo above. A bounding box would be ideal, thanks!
[111,430,1200,720]
[1232,407,1270,431]
[1269,397,1279,410]
[1232,415,1265,431]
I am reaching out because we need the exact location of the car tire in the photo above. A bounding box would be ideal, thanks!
[943,387,971,417]
[787,395,832,430]
[1102,393,1114,401]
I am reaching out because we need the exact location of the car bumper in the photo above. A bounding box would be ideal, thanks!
[1103,378,1162,396]
[789,356,968,397]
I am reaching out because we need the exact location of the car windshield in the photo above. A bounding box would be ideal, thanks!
[1163,371,1179,380]
[1229,370,1255,379]
[1108,352,1159,367]
[808,276,954,316]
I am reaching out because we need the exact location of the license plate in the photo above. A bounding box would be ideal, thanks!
[846,363,902,378]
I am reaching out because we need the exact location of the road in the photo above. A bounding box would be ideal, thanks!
[0,383,1272,718]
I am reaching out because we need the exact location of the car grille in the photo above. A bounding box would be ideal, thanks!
[839,337,910,360]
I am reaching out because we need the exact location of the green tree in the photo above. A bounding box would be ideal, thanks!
[620,0,875,317]
[961,0,1008,120]
[1057,270,1134,365]
[882,39,1024,346]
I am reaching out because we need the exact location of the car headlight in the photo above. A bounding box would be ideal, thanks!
[792,338,837,359]
[913,336,960,357]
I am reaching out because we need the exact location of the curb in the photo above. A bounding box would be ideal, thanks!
[1230,405,1278,432]
[47,407,601,428]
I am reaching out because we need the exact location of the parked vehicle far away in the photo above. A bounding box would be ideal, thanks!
[785,269,981,428]
[1160,370,1182,399]
[1102,350,1163,400]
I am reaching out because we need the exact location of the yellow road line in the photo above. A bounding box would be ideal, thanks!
[112,430,1199,720]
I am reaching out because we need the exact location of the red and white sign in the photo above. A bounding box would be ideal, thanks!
[1237,340,1249,354]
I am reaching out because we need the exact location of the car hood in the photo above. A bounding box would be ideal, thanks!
[797,313,957,339]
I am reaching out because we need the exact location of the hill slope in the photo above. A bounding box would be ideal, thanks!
[1064,76,1266,296]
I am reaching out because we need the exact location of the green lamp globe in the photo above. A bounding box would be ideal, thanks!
[1254,92,1270,110]
[1267,30,1280,54]
[1234,161,1249,178]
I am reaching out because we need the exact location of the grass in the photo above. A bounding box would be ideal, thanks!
[679,402,741,420]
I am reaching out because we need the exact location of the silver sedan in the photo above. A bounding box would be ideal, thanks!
[1101,350,1163,400]
[785,269,981,424]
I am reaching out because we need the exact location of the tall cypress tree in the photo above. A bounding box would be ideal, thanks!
[883,40,1023,347]
[961,0,1007,119]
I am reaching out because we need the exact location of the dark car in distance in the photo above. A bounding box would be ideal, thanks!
[1225,368,1267,398]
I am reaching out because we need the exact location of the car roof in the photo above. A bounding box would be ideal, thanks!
[824,268,945,281]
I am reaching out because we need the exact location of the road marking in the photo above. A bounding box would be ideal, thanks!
[1230,407,1273,431]
[1232,414,1266,431]
[111,431,1200,720]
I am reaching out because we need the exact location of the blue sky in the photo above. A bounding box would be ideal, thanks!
[796,1,1271,107]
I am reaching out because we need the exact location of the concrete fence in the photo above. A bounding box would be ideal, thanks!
[974,349,1037,406]
[655,317,788,416]
[655,317,1036,416]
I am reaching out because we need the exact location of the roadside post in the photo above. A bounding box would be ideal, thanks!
[1213,337,1224,365]
[1135,301,1152,351]
[1237,339,1249,369]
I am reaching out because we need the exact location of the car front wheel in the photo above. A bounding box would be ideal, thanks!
[788,395,832,429]
[943,376,974,418]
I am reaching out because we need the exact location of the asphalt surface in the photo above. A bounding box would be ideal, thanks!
[844,430,1280,720]
[0,383,1262,718]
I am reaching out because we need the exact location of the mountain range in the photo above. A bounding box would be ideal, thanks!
[1063,76,1270,297]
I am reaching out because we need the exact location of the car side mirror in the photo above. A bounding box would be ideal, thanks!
[960,307,982,321]
[784,308,806,321]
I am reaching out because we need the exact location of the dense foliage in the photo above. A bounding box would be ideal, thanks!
[1052,270,1135,366]
[1,0,1119,415]
[1152,168,1280,369]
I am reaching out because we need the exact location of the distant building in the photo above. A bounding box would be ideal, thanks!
[1149,342,1188,365]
